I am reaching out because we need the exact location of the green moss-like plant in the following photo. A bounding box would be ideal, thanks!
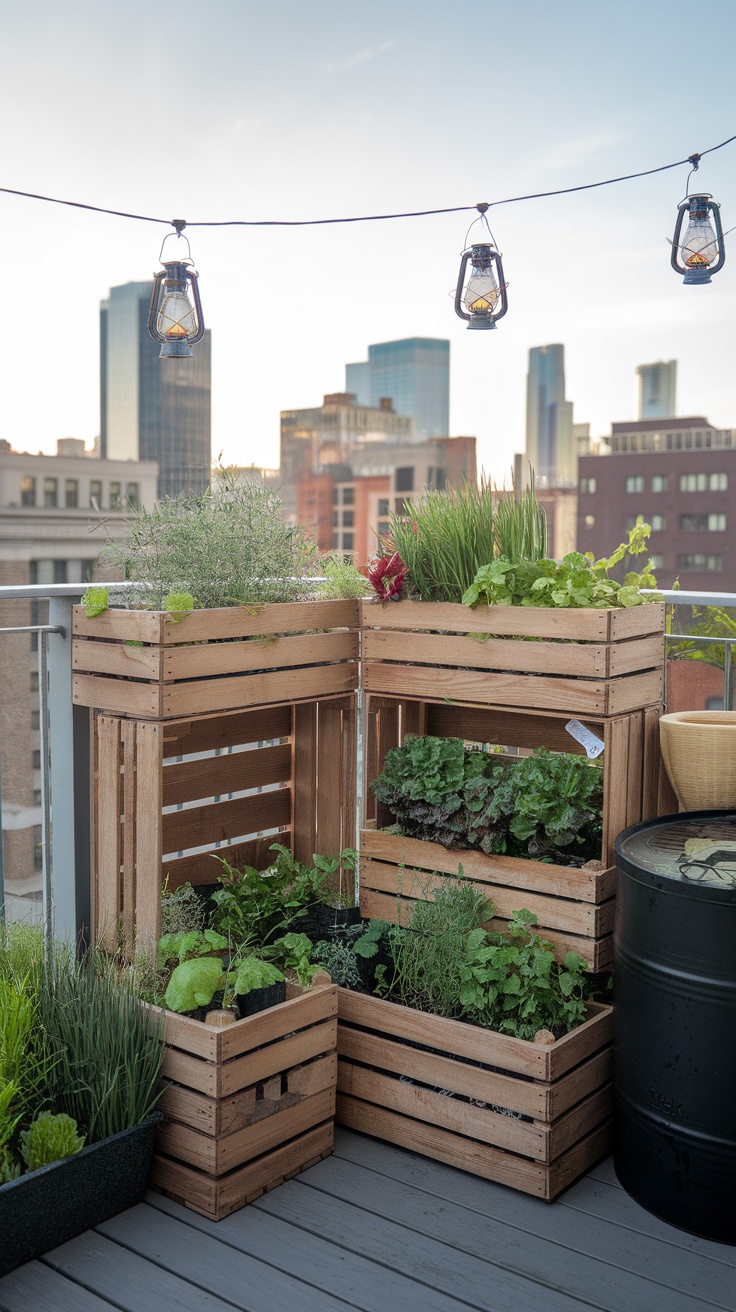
[20,1112,85,1172]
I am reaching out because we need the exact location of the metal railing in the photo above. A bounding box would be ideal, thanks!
[2,584,735,945]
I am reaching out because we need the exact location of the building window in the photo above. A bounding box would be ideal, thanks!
[20,476,36,506]
[395,467,414,493]
[333,510,339,528]
[30,672,39,692]
[342,487,355,506]
[342,532,354,551]
[649,555,664,570]
[377,498,389,516]
[579,478,597,494]
[651,475,667,493]
[90,479,103,509]
[709,472,728,491]
[395,497,407,513]
[651,515,666,531]
[377,521,390,538]
[109,482,122,510]
[31,709,40,730]
[332,486,339,505]
[342,510,354,528]
[679,473,708,493]
[64,479,78,508]
[708,513,726,531]
[33,789,42,806]
[679,553,723,572]
[680,514,706,530]
[126,482,140,508]
[332,533,340,549]
[53,561,67,584]
[32,749,41,769]
[625,476,644,494]
[43,477,58,507]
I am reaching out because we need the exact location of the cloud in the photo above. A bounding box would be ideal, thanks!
[323,39,397,75]
[539,131,627,172]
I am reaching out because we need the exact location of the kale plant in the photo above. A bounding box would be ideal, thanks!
[372,735,499,852]
[486,749,602,864]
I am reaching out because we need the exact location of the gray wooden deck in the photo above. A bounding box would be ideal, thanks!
[0,1128,733,1312]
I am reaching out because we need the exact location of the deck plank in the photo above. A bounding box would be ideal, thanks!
[148,1190,491,1312]
[0,1261,115,1312]
[307,1145,734,1311]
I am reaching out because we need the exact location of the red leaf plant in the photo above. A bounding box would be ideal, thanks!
[368,552,408,601]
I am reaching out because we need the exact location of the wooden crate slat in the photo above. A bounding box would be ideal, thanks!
[121,721,137,952]
[134,722,163,956]
[608,634,666,677]
[74,673,161,718]
[161,787,291,856]
[292,702,317,862]
[72,638,162,680]
[150,1122,334,1221]
[74,599,357,644]
[95,716,122,952]
[361,599,664,641]
[162,742,291,808]
[340,698,358,890]
[316,702,344,862]
[426,703,592,753]
[337,1064,549,1160]
[73,608,165,643]
[163,662,357,719]
[363,629,611,677]
[360,830,615,903]
[161,1053,337,1137]
[547,1048,613,1119]
[164,631,358,681]
[641,704,663,821]
[546,1085,613,1161]
[219,982,338,1063]
[162,835,288,892]
[219,1019,337,1098]
[162,705,291,758]
[359,856,613,938]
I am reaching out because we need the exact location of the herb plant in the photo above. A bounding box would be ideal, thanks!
[19,1112,85,1172]
[387,877,493,1019]
[101,466,316,610]
[316,554,369,600]
[386,481,498,603]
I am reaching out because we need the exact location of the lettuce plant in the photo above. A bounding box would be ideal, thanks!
[20,1112,85,1172]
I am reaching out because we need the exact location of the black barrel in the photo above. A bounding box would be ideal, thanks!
[614,811,736,1244]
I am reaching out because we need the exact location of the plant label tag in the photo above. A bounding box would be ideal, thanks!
[565,719,605,758]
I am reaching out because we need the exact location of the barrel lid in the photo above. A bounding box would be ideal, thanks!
[616,811,736,888]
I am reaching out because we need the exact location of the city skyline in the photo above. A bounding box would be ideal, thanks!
[0,1,734,483]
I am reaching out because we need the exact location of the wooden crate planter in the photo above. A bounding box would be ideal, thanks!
[151,981,337,1220]
[360,599,664,717]
[336,989,612,1201]
[363,696,663,970]
[93,696,356,955]
[359,828,615,972]
[73,599,359,720]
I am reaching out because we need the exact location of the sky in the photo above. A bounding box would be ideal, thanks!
[1,0,735,482]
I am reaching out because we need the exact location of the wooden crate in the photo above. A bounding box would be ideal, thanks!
[360,599,664,717]
[150,981,337,1220]
[336,989,612,1201]
[93,696,357,956]
[359,829,615,971]
[73,599,359,720]
[363,696,661,969]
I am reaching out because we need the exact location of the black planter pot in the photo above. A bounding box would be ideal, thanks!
[292,904,361,943]
[236,980,287,1018]
[0,1112,163,1277]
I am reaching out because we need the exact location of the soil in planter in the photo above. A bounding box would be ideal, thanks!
[292,904,361,942]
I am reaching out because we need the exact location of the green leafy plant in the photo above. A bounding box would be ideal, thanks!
[458,911,588,1040]
[0,1145,20,1184]
[19,1112,85,1172]
[316,553,369,600]
[486,748,603,864]
[81,586,109,618]
[351,920,390,959]
[311,939,363,990]
[387,877,493,1019]
[211,844,357,949]
[463,524,661,612]
[272,933,317,987]
[102,466,316,610]
[162,591,194,621]
[161,881,207,936]
[157,929,227,969]
[231,956,285,996]
[164,957,226,1013]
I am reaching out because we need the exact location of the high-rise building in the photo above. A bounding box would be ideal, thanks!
[100,281,212,498]
[525,344,574,484]
[345,338,450,439]
[636,360,677,420]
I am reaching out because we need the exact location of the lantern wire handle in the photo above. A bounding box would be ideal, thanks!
[158,220,193,264]
[462,203,500,253]
[685,154,701,197]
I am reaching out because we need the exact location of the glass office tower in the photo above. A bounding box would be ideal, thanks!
[525,344,574,483]
[100,281,211,497]
[345,338,450,439]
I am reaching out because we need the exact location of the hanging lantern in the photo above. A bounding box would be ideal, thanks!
[455,242,507,329]
[671,194,725,285]
[147,221,205,357]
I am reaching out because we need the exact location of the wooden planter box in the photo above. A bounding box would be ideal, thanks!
[359,828,615,971]
[150,981,337,1220]
[365,696,662,878]
[73,599,358,720]
[360,599,664,717]
[337,989,612,1201]
[93,696,357,956]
